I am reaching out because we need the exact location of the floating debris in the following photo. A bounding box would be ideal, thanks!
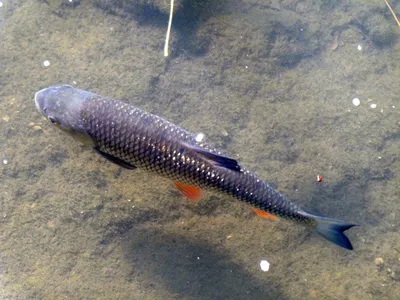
[352,98,360,106]
[357,45,362,51]
[43,60,50,67]
[317,175,323,182]
[259,259,270,272]
[2,159,8,165]
[0,2,3,8]
[370,103,377,109]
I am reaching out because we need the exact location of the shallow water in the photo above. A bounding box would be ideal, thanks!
[1,0,400,299]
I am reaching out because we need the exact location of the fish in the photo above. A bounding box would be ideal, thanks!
[34,85,357,250]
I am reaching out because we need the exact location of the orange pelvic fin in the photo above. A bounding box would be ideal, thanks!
[252,208,278,220]
[173,181,203,201]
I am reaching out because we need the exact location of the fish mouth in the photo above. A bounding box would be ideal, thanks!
[34,88,48,115]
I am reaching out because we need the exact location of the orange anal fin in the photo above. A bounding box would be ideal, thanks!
[252,208,278,220]
[173,181,203,201]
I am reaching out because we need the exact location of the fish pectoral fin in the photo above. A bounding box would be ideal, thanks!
[94,147,137,170]
[173,181,203,201]
[251,208,279,220]
[186,144,241,172]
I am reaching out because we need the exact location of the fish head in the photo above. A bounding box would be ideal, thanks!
[34,85,97,145]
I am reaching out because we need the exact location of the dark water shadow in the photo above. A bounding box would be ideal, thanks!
[93,0,225,56]
[121,224,287,300]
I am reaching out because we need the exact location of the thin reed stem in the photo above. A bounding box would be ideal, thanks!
[384,0,400,28]
[164,0,175,57]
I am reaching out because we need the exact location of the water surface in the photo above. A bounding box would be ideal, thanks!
[1,0,399,299]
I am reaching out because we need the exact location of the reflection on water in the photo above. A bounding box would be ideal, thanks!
[1,0,400,299]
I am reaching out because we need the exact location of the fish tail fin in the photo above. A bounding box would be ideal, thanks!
[312,215,357,250]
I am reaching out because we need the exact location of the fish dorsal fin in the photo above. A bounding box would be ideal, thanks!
[252,208,278,220]
[173,181,203,201]
[186,144,241,172]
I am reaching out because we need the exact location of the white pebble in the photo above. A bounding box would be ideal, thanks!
[352,98,360,106]
[259,259,270,272]
[43,60,50,67]
[2,159,7,165]
[0,2,3,8]
[357,45,362,51]
[195,133,204,142]
[370,103,377,109]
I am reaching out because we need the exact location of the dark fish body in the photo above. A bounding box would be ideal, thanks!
[35,85,357,250]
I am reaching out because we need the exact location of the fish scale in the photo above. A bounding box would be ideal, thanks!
[83,97,310,223]
[34,85,357,250]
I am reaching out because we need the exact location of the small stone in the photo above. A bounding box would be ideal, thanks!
[0,2,3,8]
[370,103,377,109]
[195,133,204,142]
[259,259,270,272]
[375,257,384,265]
[357,45,362,51]
[2,159,8,165]
[2,116,9,122]
[390,271,397,280]
[221,129,229,137]
[32,125,42,131]
[43,60,50,67]
[352,98,360,106]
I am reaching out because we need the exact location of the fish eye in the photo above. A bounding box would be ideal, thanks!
[48,116,59,124]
